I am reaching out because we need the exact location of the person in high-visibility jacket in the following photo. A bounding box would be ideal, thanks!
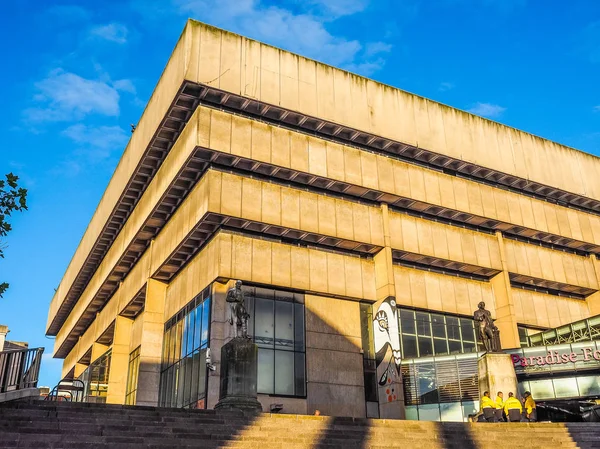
[480,391,497,422]
[523,391,537,422]
[504,392,523,422]
[494,391,504,422]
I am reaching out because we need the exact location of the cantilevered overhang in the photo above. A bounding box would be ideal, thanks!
[49,21,600,339]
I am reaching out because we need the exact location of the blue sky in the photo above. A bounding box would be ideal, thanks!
[0,0,599,388]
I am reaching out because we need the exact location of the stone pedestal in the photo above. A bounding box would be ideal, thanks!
[214,338,262,412]
[478,352,518,399]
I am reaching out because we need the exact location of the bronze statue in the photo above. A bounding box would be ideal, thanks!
[226,280,250,339]
[473,301,501,353]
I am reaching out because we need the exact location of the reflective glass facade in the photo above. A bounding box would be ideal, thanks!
[125,346,141,405]
[402,353,480,422]
[77,350,111,403]
[159,287,211,408]
[244,286,306,397]
[398,308,482,358]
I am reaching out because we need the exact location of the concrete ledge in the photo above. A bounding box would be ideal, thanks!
[0,388,40,403]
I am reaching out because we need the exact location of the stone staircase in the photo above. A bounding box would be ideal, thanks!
[0,400,599,448]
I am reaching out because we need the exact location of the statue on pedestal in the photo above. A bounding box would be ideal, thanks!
[474,301,501,353]
[226,280,250,339]
[215,279,262,412]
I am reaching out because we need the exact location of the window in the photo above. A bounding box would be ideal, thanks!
[159,287,211,409]
[244,286,306,397]
[77,350,111,403]
[125,346,141,405]
[398,309,482,359]
[518,326,530,348]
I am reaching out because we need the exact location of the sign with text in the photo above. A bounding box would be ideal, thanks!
[511,347,600,369]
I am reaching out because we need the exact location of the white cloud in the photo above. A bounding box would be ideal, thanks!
[90,23,129,44]
[593,105,600,112]
[62,124,129,153]
[170,0,391,73]
[467,102,506,118]
[364,41,393,57]
[305,0,369,18]
[439,81,455,92]
[24,70,135,122]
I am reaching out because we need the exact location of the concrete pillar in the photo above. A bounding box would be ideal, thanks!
[371,204,405,420]
[0,325,8,351]
[478,353,518,401]
[106,315,133,404]
[491,232,520,350]
[588,256,600,316]
[134,279,167,406]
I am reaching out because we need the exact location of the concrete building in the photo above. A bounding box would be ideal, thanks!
[46,20,600,421]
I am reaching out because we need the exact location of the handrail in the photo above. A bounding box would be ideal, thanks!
[0,347,44,393]
[45,379,85,402]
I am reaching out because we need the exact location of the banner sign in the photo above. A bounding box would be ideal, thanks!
[511,347,600,367]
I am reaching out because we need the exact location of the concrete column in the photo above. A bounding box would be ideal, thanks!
[206,280,232,409]
[134,279,167,406]
[478,353,518,401]
[371,204,405,420]
[106,315,133,404]
[587,256,600,316]
[491,232,520,350]
[0,325,8,351]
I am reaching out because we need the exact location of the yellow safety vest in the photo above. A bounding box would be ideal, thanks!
[481,396,496,410]
[504,397,522,415]
[525,397,536,414]
[495,396,504,409]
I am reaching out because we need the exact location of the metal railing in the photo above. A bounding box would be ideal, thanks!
[0,347,44,393]
[46,379,85,402]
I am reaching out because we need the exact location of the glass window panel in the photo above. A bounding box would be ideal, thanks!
[416,312,431,336]
[434,338,448,356]
[275,350,294,395]
[431,314,446,339]
[462,401,478,422]
[201,298,210,348]
[418,404,441,421]
[440,402,463,422]
[174,362,183,408]
[446,317,460,340]
[400,309,416,335]
[198,349,207,404]
[405,406,419,421]
[528,379,555,400]
[448,340,462,354]
[418,336,433,357]
[181,314,189,358]
[184,355,193,407]
[246,295,255,338]
[294,303,305,352]
[257,349,274,394]
[294,352,306,397]
[188,311,196,356]
[402,335,418,359]
[174,321,183,362]
[460,319,475,342]
[193,305,202,351]
[462,340,476,353]
[577,375,600,397]
[416,362,438,404]
[190,350,200,405]
[275,301,294,350]
[553,377,579,399]
[168,326,176,366]
[255,298,275,348]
